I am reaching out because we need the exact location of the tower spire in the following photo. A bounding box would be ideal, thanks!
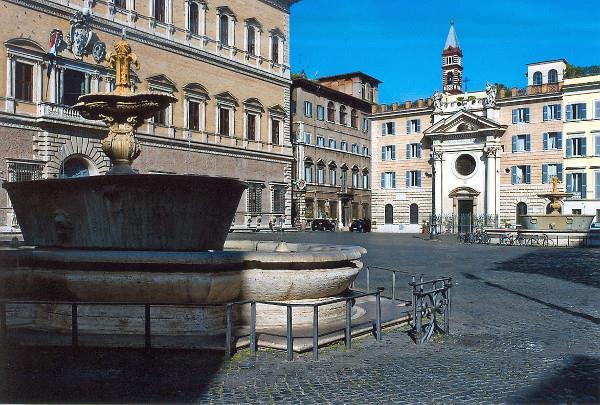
[442,22,463,95]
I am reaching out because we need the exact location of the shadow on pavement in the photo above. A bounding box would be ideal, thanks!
[516,355,600,403]
[488,249,600,288]
[0,346,224,403]
[462,273,600,325]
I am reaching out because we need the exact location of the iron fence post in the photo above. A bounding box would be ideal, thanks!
[345,299,352,350]
[376,289,382,341]
[250,301,256,358]
[366,266,370,292]
[71,303,78,348]
[411,275,416,327]
[226,303,233,358]
[286,305,293,361]
[144,304,151,351]
[312,305,319,361]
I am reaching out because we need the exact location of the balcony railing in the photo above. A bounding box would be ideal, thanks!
[37,103,86,122]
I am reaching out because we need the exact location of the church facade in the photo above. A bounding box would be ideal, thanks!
[370,24,599,233]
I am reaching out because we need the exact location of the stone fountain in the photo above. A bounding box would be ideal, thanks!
[0,41,367,346]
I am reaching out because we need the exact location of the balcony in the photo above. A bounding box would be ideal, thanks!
[37,102,88,123]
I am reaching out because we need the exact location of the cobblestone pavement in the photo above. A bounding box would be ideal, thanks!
[1,232,599,403]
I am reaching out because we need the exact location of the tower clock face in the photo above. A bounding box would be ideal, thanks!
[455,154,476,176]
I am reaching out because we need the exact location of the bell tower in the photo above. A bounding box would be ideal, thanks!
[442,22,463,94]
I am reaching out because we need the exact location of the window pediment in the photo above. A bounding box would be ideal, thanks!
[183,82,209,97]
[268,104,287,117]
[5,37,45,55]
[217,6,236,18]
[243,97,264,112]
[147,74,177,92]
[269,28,285,39]
[215,91,239,106]
[245,17,262,30]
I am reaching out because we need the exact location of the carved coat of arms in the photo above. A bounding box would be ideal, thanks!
[67,11,93,59]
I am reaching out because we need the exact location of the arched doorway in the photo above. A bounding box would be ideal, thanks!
[516,202,528,225]
[409,203,419,224]
[61,156,91,178]
[449,187,480,234]
[384,204,393,224]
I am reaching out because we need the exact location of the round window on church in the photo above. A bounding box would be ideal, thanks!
[455,154,476,176]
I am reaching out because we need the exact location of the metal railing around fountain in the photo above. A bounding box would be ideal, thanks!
[352,265,414,302]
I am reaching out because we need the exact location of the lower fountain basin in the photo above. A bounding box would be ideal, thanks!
[519,214,595,231]
[2,174,246,251]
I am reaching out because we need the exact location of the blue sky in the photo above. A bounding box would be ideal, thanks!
[290,0,600,104]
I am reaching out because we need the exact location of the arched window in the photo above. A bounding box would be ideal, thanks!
[350,109,358,128]
[409,203,419,224]
[189,2,199,35]
[447,71,454,85]
[61,157,90,178]
[351,167,359,188]
[316,161,325,185]
[327,101,335,122]
[385,204,394,224]
[533,71,543,85]
[329,162,337,186]
[548,69,558,84]
[362,169,369,189]
[516,202,528,225]
[339,105,347,125]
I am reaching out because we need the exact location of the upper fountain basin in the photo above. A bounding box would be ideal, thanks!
[73,92,178,121]
[3,174,246,251]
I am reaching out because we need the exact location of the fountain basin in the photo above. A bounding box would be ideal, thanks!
[74,92,177,121]
[3,175,246,251]
[519,214,595,231]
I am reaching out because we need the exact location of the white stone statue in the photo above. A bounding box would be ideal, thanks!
[433,90,443,111]
[485,82,497,107]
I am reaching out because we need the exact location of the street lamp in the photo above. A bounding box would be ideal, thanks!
[429,151,438,239]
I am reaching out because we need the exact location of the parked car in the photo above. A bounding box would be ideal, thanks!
[350,219,371,233]
[311,219,336,231]
[590,222,600,230]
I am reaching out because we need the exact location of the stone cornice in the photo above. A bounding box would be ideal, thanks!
[496,92,562,106]
[5,0,291,88]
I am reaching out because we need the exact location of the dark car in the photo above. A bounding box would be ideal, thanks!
[349,219,371,233]
[311,219,336,231]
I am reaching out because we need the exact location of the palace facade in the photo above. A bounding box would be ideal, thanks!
[291,72,379,229]
[370,24,600,233]
[0,0,296,231]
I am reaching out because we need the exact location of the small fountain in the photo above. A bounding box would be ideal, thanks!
[0,41,367,346]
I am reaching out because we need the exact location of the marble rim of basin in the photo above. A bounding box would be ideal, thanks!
[0,242,366,304]
[518,214,595,231]
[2,174,247,251]
[73,92,177,122]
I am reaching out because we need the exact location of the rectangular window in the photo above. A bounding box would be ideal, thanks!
[154,0,166,22]
[351,171,358,188]
[542,163,563,184]
[15,62,33,102]
[246,113,257,141]
[406,170,422,187]
[406,119,421,134]
[304,101,312,117]
[596,171,600,200]
[595,134,600,156]
[512,134,531,152]
[406,143,421,159]
[566,173,587,199]
[340,141,348,152]
[271,119,280,145]
[114,0,127,8]
[566,137,587,157]
[362,117,369,132]
[247,26,256,56]
[272,186,286,214]
[219,14,229,45]
[271,36,280,64]
[351,143,358,154]
[328,138,337,149]
[153,107,167,126]
[382,122,395,136]
[512,108,530,124]
[381,145,396,161]
[329,168,337,186]
[62,69,87,106]
[218,106,230,136]
[381,171,396,189]
[595,100,600,119]
[543,104,561,121]
[566,103,587,121]
[317,136,325,147]
[188,100,201,131]
[304,164,313,183]
[7,161,43,182]
[317,166,325,184]
[543,132,562,150]
[247,183,262,214]
[316,105,325,121]
[362,146,369,156]
[363,172,369,189]
[304,132,311,145]
[511,165,531,184]
[291,100,296,114]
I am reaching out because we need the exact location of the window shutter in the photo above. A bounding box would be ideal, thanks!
[512,136,517,153]
[512,109,518,124]
[416,170,422,187]
[596,101,600,119]
[406,171,410,188]
[556,105,562,120]
[581,103,587,119]
[596,134,600,156]
[417,144,422,158]
[524,108,530,123]
[381,146,386,161]
[566,174,572,192]
[416,120,421,132]
[557,132,563,149]
[525,134,531,151]
[566,104,572,121]
[406,144,411,159]
[596,171,600,199]
[581,138,587,156]
[392,172,396,188]
[406,121,411,134]
[542,164,548,184]
[543,106,548,121]
[381,173,385,188]
[543,133,548,150]
[391,145,396,160]
[557,164,563,183]
[566,139,573,158]
[525,166,531,184]
[391,122,396,135]
[511,166,517,185]
[582,173,587,198]
[382,123,387,136]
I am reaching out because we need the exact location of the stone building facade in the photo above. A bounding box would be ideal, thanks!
[370,24,598,233]
[291,73,379,229]
[0,0,296,231]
